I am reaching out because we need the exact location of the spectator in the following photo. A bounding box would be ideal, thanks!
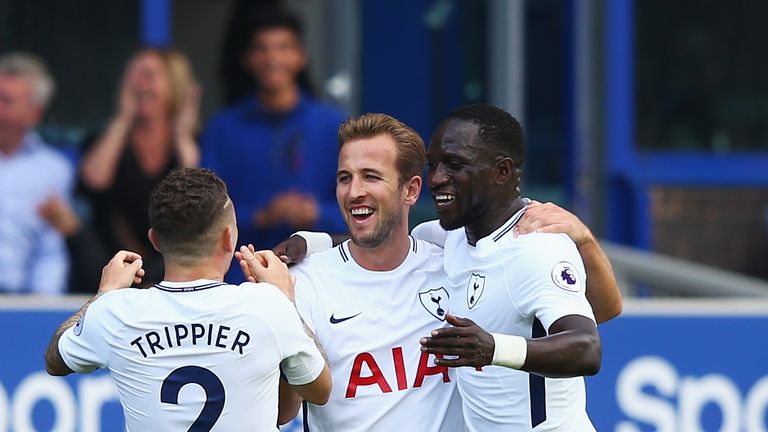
[79,47,200,285]
[38,195,108,293]
[0,52,73,294]
[202,7,346,283]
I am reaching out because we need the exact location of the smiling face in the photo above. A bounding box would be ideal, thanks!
[336,134,417,249]
[245,27,306,93]
[427,119,499,231]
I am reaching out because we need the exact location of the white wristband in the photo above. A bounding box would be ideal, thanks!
[491,333,528,369]
[292,231,333,256]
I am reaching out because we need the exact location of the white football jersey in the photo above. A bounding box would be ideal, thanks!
[58,279,326,432]
[440,208,597,431]
[292,237,464,432]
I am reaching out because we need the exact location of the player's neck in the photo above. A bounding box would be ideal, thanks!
[162,260,226,283]
[465,195,525,246]
[348,229,411,272]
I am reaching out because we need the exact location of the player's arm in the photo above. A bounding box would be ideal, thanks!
[45,251,144,376]
[270,231,345,264]
[277,323,332,422]
[514,201,622,323]
[277,375,303,425]
[238,247,333,405]
[287,359,331,405]
[411,219,449,248]
[420,314,600,378]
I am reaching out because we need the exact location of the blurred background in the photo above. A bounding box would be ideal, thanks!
[2,0,768,431]
[3,0,767,279]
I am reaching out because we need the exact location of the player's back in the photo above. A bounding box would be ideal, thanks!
[60,279,322,431]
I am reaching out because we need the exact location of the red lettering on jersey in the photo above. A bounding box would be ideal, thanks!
[346,352,393,398]
[392,347,407,391]
[413,352,450,388]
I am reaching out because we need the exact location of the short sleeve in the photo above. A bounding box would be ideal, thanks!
[261,284,325,386]
[411,219,448,248]
[290,262,317,333]
[509,234,596,332]
[57,294,115,372]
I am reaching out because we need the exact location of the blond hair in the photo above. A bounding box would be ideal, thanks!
[128,48,197,127]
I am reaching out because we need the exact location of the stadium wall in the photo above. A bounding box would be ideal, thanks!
[1,297,766,431]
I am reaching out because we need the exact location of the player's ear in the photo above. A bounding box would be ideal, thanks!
[222,226,235,254]
[403,175,422,207]
[147,229,162,253]
[494,157,514,185]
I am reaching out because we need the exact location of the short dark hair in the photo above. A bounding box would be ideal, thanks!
[149,168,230,260]
[338,113,425,185]
[245,8,303,47]
[444,103,525,169]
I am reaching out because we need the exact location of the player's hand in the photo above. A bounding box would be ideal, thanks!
[272,235,308,264]
[419,314,495,368]
[238,246,296,302]
[514,201,594,246]
[98,250,145,293]
[235,244,259,282]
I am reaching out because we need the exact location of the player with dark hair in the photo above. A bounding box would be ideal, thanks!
[419,104,601,430]
[45,168,330,431]
[202,7,346,284]
[239,113,464,431]
[265,106,620,428]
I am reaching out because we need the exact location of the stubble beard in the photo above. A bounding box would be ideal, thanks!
[350,209,403,249]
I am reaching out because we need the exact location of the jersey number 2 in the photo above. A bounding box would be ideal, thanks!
[161,365,226,432]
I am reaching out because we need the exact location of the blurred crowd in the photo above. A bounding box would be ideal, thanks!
[0,7,346,295]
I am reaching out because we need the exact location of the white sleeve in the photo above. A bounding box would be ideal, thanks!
[292,231,333,256]
[509,234,596,332]
[57,294,114,372]
[411,219,448,248]
[290,263,317,333]
[263,285,325,386]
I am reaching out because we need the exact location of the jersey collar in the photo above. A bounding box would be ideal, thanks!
[475,197,531,249]
[154,279,227,292]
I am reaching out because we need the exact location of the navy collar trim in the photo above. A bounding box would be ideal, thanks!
[492,208,527,242]
[338,242,350,263]
[154,281,227,292]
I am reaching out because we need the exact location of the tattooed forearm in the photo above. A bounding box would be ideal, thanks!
[45,292,105,376]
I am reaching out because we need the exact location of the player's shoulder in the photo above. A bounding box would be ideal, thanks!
[85,288,150,318]
[410,236,445,270]
[502,232,584,277]
[232,281,291,305]
[294,243,353,275]
[515,231,578,254]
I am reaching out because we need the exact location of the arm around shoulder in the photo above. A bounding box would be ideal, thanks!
[578,236,623,323]
[514,201,623,323]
